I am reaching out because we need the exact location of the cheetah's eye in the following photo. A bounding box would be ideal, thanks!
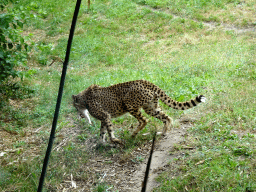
[72,95,78,103]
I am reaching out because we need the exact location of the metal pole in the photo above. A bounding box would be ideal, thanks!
[37,0,82,191]
[141,132,157,192]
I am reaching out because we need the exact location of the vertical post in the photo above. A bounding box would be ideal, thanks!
[37,0,82,191]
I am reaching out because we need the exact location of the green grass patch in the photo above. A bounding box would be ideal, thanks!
[1,0,256,191]
[155,127,256,191]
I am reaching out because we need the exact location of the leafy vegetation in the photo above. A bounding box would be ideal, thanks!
[0,6,29,85]
[0,0,255,191]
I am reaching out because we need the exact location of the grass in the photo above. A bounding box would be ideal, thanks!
[1,0,256,191]
[133,0,256,27]
[155,127,256,191]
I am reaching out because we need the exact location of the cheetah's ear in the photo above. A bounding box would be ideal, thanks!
[72,95,78,103]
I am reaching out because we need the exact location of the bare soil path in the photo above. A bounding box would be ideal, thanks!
[131,126,189,192]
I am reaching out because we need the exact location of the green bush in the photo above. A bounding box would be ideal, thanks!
[0,7,29,82]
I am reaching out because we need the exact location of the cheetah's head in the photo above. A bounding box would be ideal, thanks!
[72,94,81,108]
[72,94,92,124]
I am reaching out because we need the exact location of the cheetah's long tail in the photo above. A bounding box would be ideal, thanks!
[141,79,206,110]
[158,90,206,110]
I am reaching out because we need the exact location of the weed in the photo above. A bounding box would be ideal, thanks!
[77,133,88,141]
[132,155,145,163]
[93,182,113,192]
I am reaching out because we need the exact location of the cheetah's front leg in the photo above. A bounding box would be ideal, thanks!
[88,103,122,144]
[100,122,107,143]
[100,120,122,144]
[129,109,148,137]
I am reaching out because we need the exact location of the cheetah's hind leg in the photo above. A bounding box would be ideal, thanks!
[143,104,172,136]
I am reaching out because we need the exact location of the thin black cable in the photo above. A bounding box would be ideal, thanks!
[141,132,157,192]
[37,1,82,191]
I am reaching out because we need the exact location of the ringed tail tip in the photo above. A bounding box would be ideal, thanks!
[198,95,206,103]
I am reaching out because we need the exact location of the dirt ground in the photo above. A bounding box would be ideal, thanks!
[1,108,251,192]
[0,110,195,192]
[54,117,192,192]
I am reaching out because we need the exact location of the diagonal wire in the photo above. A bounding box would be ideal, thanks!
[37,0,82,191]
[141,131,157,192]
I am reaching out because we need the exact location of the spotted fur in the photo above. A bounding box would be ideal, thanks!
[72,80,206,144]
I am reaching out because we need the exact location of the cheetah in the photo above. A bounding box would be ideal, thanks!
[72,80,206,144]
